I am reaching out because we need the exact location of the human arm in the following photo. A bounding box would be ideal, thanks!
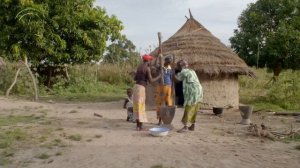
[146,67,161,83]
[175,70,185,82]
[123,98,129,109]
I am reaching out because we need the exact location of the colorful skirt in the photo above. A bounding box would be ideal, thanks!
[155,85,173,118]
[133,84,148,123]
[181,102,200,125]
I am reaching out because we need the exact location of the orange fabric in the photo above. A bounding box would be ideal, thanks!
[155,85,173,118]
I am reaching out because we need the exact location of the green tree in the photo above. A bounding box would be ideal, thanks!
[0,0,123,66]
[230,0,300,77]
[104,35,140,66]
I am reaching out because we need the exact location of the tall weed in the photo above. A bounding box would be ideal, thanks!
[239,68,300,111]
[0,61,135,101]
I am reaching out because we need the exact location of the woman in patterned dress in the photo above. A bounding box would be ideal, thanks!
[175,60,203,133]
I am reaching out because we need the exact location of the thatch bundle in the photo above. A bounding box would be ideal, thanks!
[150,13,254,77]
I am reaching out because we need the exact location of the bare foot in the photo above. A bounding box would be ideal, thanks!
[136,127,147,131]
[177,127,188,133]
[188,124,195,131]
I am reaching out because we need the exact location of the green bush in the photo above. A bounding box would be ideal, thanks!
[0,61,135,101]
[51,63,134,101]
[266,70,300,110]
[239,68,300,111]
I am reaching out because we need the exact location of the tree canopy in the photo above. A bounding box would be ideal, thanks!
[103,35,140,66]
[0,0,124,66]
[230,0,300,76]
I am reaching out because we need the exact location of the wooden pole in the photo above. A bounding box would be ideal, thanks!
[172,54,176,106]
[158,32,164,84]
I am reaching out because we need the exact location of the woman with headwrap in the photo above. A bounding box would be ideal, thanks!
[175,60,203,133]
[133,54,161,131]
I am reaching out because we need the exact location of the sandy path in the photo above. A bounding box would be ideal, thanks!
[0,97,299,168]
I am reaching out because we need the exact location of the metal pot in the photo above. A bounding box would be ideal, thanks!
[213,107,223,115]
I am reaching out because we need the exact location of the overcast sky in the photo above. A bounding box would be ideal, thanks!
[95,0,256,54]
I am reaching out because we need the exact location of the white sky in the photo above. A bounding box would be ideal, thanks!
[95,0,257,54]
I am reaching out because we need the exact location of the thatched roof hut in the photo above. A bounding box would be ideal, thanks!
[147,12,254,109]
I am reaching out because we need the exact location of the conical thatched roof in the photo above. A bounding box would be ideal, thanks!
[151,13,254,76]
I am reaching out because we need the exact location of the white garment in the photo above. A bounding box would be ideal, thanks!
[127,96,133,108]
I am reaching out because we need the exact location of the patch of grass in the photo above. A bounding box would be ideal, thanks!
[239,69,300,111]
[55,152,62,156]
[39,136,48,143]
[95,134,102,138]
[52,139,62,146]
[69,110,78,113]
[56,127,64,131]
[0,157,12,166]
[0,115,38,127]
[0,129,28,149]
[287,134,300,142]
[38,109,51,115]
[2,150,14,157]
[151,164,164,168]
[36,153,50,160]
[39,120,52,125]
[282,133,300,143]
[67,134,82,141]
[1,62,134,102]
[77,121,88,125]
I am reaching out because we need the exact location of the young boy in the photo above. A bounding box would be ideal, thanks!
[123,88,135,122]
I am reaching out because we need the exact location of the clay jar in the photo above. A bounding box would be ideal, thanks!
[239,105,253,125]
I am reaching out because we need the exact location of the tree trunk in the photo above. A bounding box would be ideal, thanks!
[272,61,282,81]
[6,68,21,97]
[23,57,38,101]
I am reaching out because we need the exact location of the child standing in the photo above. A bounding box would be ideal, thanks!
[123,88,135,122]
[155,56,173,125]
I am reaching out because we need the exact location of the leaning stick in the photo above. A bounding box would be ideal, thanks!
[6,68,21,97]
[23,56,38,101]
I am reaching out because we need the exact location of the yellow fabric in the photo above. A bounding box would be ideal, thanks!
[133,84,148,123]
[181,103,200,125]
[155,85,173,118]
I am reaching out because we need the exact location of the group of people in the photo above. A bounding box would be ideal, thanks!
[123,54,203,133]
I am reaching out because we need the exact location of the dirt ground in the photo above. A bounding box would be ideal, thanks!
[0,97,299,168]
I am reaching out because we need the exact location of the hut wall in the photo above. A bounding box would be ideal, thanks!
[198,74,239,108]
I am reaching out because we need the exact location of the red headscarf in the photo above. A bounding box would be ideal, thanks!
[142,54,153,61]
